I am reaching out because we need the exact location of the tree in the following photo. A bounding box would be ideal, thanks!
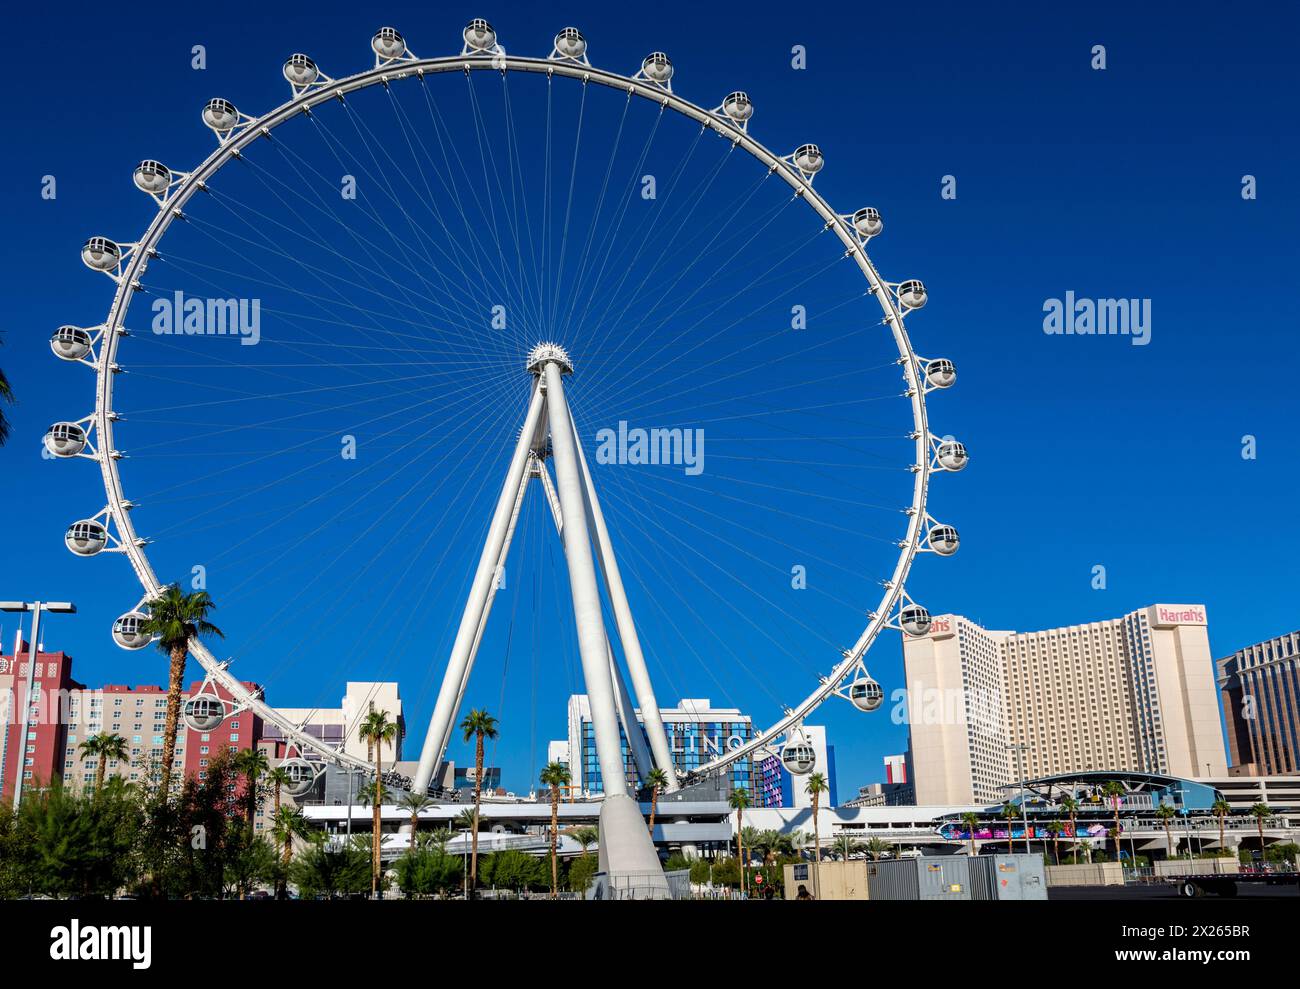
[270,807,309,898]
[289,838,371,899]
[0,335,14,446]
[1102,781,1125,859]
[832,835,861,860]
[1212,798,1232,854]
[139,586,223,796]
[358,710,398,898]
[728,787,751,896]
[14,781,141,898]
[539,761,571,898]
[265,766,290,816]
[459,708,499,894]
[397,792,434,844]
[1249,803,1273,861]
[805,772,828,899]
[863,836,891,862]
[234,748,269,832]
[1155,803,1177,858]
[1046,821,1063,865]
[960,811,981,858]
[645,767,669,837]
[1000,800,1019,855]
[223,832,278,898]
[1060,795,1081,863]
[78,733,129,792]
[570,825,598,855]
[454,807,478,833]
[568,852,598,894]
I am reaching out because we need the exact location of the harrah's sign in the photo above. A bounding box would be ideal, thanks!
[926,616,955,639]
[1151,604,1207,628]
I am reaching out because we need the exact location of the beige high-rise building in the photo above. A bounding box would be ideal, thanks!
[903,604,1227,805]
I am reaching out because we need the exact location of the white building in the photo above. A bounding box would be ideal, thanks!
[903,604,1227,805]
[267,681,404,764]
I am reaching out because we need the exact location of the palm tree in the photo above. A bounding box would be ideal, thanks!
[1102,781,1125,859]
[1249,803,1272,863]
[1155,803,1177,858]
[358,709,398,897]
[855,836,887,862]
[645,767,669,837]
[271,806,309,897]
[459,708,498,894]
[540,761,571,898]
[804,772,829,898]
[1060,795,1081,863]
[832,835,861,860]
[454,807,478,832]
[1000,800,1022,855]
[1046,821,1063,865]
[235,747,269,831]
[265,766,291,817]
[78,732,128,792]
[139,586,223,796]
[1212,798,1232,854]
[570,825,598,855]
[0,335,14,446]
[397,792,434,844]
[727,787,751,895]
[959,811,981,858]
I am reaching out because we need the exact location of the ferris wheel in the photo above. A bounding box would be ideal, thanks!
[47,20,965,877]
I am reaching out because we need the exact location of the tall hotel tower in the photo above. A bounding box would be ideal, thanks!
[903,605,1227,805]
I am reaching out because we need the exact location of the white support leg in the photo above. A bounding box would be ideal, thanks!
[570,412,680,791]
[544,361,666,890]
[609,638,654,783]
[540,457,651,784]
[411,382,547,796]
[543,362,628,798]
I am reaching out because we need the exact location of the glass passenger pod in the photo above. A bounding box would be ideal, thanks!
[781,742,817,775]
[281,758,318,797]
[928,524,960,555]
[282,53,319,87]
[112,611,152,650]
[899,603,932,636]
[202,98,239,134]
[183,695,227,733]
[722,91,753,123]
[132,160,171,195]
[51,325,93,361]
[936,440,968,472]
[642,52,673,84]
[925,358,956,389]
[848,677,884,712]
[44,421,87,457]
[81,237,120,271]
[793,144,824,175]
[65,519,108,556]
[897,280,927,310]
[554,27,587,59]
[463,19,497,52]
[371,27,406,61]
[852,207,883,238]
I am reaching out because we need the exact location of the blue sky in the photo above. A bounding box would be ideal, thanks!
[1,1,1297,797]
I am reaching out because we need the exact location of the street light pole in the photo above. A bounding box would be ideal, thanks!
[1006,742,1031,854]
[0,601,76,811]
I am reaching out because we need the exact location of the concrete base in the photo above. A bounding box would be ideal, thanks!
[594,793,670,898]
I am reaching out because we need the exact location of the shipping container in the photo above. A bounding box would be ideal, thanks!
[866,856,972,900]
[969,854,1047,900]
